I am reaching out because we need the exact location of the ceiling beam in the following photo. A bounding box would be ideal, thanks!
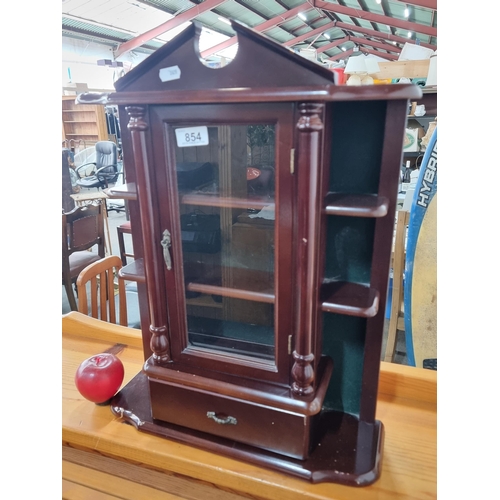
[319,31,425,62]
[349,35,402,54]
[336,21,436,50]
[327,48,354,61]
[404,0,437,9]
[283,22,337,48]
[114,0,228,58]
[326,46,397,63]
[200,2,310,59]
[316,37,349,54]
[313,0,437,37]
[361,48,399,60]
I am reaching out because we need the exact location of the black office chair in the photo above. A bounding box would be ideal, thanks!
[75,141,121,190]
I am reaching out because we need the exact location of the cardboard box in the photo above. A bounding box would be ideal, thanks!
[374,60,430,80]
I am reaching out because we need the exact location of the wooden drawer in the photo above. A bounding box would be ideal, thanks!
[149,379,317,460]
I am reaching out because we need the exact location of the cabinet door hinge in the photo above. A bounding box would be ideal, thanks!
[288,335,292,355]
[290,148,295,174]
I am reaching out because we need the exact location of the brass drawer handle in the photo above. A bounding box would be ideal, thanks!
[206,411,237,425]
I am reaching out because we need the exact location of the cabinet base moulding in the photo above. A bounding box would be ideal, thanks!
[110,371,384,486]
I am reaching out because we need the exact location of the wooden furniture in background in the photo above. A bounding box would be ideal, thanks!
[62,148,74,213]
[117,221,134,266]
[77,255,129,326]
[62,311,437,499]
[70,191,112,255]
[384,210,410,362]
[62,205,105,311]
[62,95,108,147]
[82,20,421,485]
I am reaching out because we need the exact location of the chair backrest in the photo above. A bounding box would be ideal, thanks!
[62,204,105,262]
[95,141,119,183]
[76,255,128,326]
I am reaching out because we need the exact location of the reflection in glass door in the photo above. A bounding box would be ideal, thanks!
[171,123,276,360]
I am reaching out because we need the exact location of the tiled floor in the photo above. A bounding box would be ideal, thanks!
[63,189,408,365]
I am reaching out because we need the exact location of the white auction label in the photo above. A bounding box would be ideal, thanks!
[175,126,209,148]
[159,65,181,82]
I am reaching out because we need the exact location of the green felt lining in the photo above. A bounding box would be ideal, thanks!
[328,100,387,194]
[321,313,366,416]
[320,100,387,416]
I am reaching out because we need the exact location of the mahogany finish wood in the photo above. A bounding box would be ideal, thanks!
[106,182,137,201]
[323,193,389,217]
[83,19,422,486]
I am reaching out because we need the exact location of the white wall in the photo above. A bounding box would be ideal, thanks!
[62,36,150,90]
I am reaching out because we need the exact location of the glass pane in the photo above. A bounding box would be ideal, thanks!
[171,123,276,360]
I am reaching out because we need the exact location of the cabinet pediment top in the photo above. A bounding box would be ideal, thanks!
[112,20,337,95]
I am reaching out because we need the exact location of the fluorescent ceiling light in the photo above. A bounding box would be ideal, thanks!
[324,32,330,39]
[218,16,231,25]
[376,0,381,4]
[298,12,307,21]
[407,31,412,38]
[404,7,410,17]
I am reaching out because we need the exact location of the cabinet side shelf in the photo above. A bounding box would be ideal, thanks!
[323,193,389,218]
[118,259,146,283]
[106,182,138,201]
[320,281,380,318]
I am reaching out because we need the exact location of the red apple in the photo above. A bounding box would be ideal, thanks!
[75,353,124,404]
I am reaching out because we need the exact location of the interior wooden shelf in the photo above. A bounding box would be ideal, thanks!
[181,193,274,210]
[117,261,274,305]
[64,133,99,137]
[403,151,424,157]
[320,281,380,318]
[186,295,223,308]
[186,282,275,304]
[323,193,389,218]
[106,182,138,201]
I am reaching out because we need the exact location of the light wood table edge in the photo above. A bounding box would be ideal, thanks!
[62,311,143,348]
[63,312,436,500]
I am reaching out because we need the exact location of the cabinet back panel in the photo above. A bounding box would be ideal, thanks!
[324,216,375,284]
[321,313,366,416]
[328,101,387,194]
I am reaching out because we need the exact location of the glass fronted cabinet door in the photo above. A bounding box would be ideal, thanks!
[150,103,295,384]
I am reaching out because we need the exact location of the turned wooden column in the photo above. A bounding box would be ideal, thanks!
[291,102,324,396]
[126,106,170,364]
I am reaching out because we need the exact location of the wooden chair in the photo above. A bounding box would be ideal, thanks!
[117,221,134,266]
[62,204,105,311]
[76,255,141,328]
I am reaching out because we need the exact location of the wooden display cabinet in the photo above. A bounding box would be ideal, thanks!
[79,21,421,486]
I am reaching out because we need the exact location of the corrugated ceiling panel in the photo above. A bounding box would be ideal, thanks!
[62,17,134,39]
[62,0,436,62]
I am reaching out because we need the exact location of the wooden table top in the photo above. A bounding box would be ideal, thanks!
[62,311,436,500]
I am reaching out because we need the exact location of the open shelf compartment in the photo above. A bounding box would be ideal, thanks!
[320,281,380,318]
